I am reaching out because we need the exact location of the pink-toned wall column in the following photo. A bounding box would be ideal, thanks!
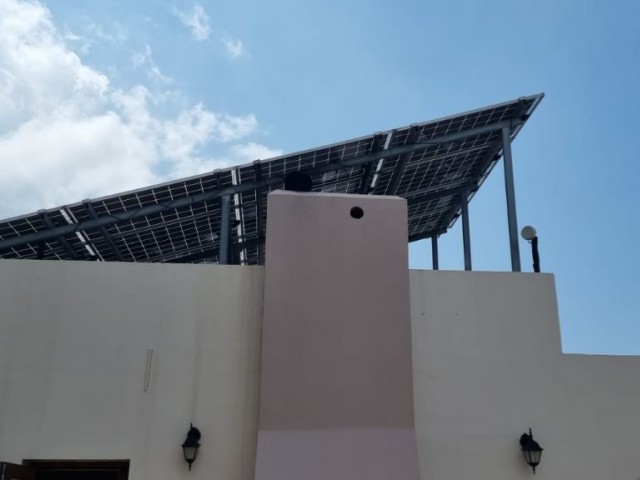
[255,191,420,480]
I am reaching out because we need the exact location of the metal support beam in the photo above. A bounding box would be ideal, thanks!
[357,161,376,194]
[531,236,540,273]
[501,127,521,272]
[359,131,394,194]
[253,161,265,264]
[409,229,445,243]
[461,194,472,271]
[420,120,518,145]
[219,195,231,265]
[431,236,439,270]
[38,210,77,259]
[230,168,244,265]
[407,183,476,207]
[84,202,125,261]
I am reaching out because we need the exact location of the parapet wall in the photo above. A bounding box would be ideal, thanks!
[0,260,639,479]
[410,269,640,479]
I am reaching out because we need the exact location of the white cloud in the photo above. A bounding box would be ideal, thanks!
[172,5,247,60]
[63,19,128,55]
[84,20,127,44]
[173,3,211,41]
[0,0,276,218]
[232,142,283,162]
[0,113,158,209]
[0,3,109,130]
[131,44,151,68]
[131,44,174,84]
[222,35,245,59]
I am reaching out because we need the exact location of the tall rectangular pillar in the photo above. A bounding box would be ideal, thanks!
[255,191,420,480]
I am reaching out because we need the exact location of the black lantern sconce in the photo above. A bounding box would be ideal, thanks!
[519,428,543,474]
[182,423,202,471]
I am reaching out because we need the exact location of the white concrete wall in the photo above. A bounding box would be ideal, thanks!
[0,260,263,480]
[411,270,640,480]
[2,261,640,480]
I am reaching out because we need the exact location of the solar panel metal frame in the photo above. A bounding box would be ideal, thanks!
[0,93,543,265]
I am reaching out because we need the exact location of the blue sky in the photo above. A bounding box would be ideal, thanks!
[1,0,638,354]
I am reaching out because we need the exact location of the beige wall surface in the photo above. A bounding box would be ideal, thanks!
[256,191,419,480]
[1,260,640,480]
[259,192,415,429]
[411,269,640,480]
[0,260,263,480]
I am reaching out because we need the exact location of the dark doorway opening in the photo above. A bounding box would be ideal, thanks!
[1,460,129,480]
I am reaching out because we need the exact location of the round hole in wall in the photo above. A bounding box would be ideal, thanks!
[350,206,364,219]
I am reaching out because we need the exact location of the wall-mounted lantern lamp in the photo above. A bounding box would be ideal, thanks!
[182,423,202,471]
[519,428,543,474]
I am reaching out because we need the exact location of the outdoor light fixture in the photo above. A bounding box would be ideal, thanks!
[521,225,540,273]
[519,428,543,474]
[182,423,202,471]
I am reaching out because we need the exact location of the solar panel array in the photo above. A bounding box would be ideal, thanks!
[0,94,543,265]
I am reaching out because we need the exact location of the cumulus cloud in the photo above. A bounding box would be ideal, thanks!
[0,0,275,218]
[0,113,158,209]
[173,3,211,41]
[0,2,109,130]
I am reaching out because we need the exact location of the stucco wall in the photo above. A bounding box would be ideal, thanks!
[0,260,263,480]
[1,261,640,479]
[256,192,419,480]
[410,269,640,479]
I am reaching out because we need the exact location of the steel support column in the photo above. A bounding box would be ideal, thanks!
[219,195,231,265]
[431,236,439,270]
[461,194,472,271]
[253,161,265,264]
[501,127,521,272]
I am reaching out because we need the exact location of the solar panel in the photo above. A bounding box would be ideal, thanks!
[0,94,543,265]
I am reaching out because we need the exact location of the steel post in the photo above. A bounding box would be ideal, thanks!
[219,195,231,265]
[431,236,439,270]
[501,127,521,272]
[532,236,540,273]
[461,194,472,271]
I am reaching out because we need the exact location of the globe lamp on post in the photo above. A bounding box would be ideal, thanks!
[521,225,540,273]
